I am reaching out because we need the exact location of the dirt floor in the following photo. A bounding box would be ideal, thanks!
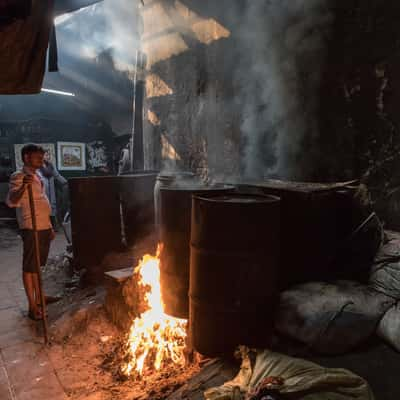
[1,221,400,399]
[0,222,205,400]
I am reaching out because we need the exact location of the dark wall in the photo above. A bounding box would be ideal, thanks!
[317,0,400,228]
[0,118,115,179]
[0,118,116,218]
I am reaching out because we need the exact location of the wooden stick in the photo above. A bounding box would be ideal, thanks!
[27,183,49,345]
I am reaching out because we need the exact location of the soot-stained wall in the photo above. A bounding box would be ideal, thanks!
[319,0,400,228]
[142,0,245,181]
[142,0,400,228]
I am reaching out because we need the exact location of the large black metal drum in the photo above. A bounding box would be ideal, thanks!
[69,173,159,283]
[154,172,196,236]
[69,177,121,278]
[119,172,158,246]
[250,180,356,286]
[159,184,234,318]
[189,193,281,357]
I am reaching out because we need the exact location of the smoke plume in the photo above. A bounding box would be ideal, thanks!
[140,0,334,180]
[236,0,333,180]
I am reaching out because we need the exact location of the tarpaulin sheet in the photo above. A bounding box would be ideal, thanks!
[205,347,375,400]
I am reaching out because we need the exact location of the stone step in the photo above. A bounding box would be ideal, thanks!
[104,267,137,331]
[104,267,133,284]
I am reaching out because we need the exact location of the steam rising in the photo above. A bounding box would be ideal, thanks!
[52,0,333,177]
[0,0,335,176]
[237,0,333,179]
[140,0,334,180]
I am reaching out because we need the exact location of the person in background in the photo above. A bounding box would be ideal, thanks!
[6,144,55,320]
[37,150,67,229]
[118,141,132,175]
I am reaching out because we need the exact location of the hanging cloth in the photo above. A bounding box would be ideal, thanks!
[0,0,54,94]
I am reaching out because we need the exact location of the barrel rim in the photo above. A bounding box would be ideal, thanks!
[160,184,235,192]
[119,172,159,178]
[192,192,281,203]
[68,176,120,181]
[69,172,159,181]
[157,171,196,178]
[119,169,160,174]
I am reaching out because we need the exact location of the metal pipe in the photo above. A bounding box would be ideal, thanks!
[130,50,139,173]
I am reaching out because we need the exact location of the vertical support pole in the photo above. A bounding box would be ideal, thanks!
[130,50,139,173]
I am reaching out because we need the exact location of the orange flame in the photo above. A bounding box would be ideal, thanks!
[122,245,187,377]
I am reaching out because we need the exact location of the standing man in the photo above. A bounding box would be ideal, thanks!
[6,144,54,320]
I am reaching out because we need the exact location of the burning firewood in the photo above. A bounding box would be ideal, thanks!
[121,244,188,379]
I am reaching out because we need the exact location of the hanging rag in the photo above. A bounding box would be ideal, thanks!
[0,0,55,94]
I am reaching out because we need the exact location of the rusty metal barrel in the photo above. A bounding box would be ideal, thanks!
[69,173,159,283]
[159,184,234,319]
[237,180,356,286]
[69,176,122,281]
[154,172,196,236]
[119,172,158,246]
[189,193,281,357]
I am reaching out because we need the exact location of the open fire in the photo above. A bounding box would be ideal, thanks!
[122,245,188,378]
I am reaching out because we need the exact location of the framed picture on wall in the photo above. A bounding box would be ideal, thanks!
[87,141,110,173]
[57,142,86,171]
[14,143,56,170]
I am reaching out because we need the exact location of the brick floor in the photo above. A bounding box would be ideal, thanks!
[0,229,69,400]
